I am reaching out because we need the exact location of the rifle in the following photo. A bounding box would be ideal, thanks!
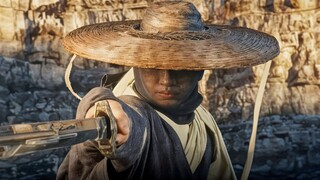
[0,100,117,159]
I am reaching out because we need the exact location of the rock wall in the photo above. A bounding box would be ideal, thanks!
[0,0,319,179]
[201,0,320,121]
[201,0,320,178]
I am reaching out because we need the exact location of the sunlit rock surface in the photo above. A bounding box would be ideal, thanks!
[0,0,319,179]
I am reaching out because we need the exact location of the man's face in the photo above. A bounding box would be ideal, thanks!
[135,68,203,108]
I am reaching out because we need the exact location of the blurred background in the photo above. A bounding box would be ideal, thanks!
[0,0,319,179]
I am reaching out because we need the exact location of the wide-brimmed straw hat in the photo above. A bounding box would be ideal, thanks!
[62,1,280,70]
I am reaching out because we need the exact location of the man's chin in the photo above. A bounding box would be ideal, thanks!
[155,100,180,109]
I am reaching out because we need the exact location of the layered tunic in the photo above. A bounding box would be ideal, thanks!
[57,70,236,180]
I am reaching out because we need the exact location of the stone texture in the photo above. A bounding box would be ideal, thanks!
[221,115,320,179]
[201,0,320,121]
[0,0,319,179]
[0,0,11,8]
[17,0,30,11]
[0,7,15,41]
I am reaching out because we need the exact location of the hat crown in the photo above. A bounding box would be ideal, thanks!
[140,1,205,33]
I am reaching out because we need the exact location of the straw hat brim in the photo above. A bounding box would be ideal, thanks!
[62,20,280,70]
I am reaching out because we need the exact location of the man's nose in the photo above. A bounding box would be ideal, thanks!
[159,70,177,86]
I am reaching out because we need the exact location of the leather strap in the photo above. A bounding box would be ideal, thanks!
[241,60,272,180]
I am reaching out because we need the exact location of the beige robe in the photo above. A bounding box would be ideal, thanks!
[113,69,236,180]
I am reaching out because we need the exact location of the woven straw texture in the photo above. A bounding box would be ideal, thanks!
[62,2,280,70]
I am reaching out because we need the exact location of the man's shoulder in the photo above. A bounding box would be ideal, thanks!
[196,105,214,118]
[195,105,220,131]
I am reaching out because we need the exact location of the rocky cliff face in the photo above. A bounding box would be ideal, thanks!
[200,0,320,121]
[0,0,319,179]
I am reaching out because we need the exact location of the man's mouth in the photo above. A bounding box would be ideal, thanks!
[157,91,175,99]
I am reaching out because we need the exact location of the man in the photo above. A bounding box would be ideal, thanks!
[57,1,279,179]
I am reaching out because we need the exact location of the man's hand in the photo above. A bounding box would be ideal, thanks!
[85,100,130,146]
